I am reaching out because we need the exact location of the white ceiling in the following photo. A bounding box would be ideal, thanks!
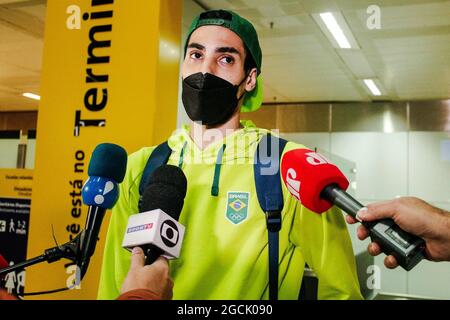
[0,0,449,111]
[199,0,450,103]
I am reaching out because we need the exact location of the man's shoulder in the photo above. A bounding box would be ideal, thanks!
[259,131,308,153]
[248,126,306,146]
[283,140,308,152]
[128,146,157,165]
[124,146,158,185]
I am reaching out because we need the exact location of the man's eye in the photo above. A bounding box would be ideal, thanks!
[221,56,234,64]
[190,52,202,59]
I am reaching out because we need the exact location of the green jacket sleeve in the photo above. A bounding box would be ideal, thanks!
[97,147,153,300]
[289,203,363,299]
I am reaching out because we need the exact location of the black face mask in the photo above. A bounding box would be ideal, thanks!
[182,72,247,126]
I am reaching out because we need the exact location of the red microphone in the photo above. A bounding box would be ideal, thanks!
[281,148,349,213]
[0,254,8,280]
[0,254,7,269]
[281,147,426,271]
[0,254,19,300]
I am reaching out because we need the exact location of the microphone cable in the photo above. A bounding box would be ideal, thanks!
[21,286,71,297]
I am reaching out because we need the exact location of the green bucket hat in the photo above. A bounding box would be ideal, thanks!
[184,9,263,113]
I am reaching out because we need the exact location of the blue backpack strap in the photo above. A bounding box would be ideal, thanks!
[138,141,172,208]
[254,133,288,300]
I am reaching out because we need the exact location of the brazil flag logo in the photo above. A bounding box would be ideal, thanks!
[226,192,249,224]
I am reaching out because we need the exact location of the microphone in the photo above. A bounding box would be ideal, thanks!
[281,148,426,271]
[0,254,8,280]
[79,143,127,277]
[122,165,187,265]
[0,255,7,269]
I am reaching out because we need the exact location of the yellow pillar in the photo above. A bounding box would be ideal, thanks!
[26,0,182,299]
[153,0,184,144]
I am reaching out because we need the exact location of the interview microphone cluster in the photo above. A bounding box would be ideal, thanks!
[122,165,187,265]
[281,148,426,271]
[0,143,127,285]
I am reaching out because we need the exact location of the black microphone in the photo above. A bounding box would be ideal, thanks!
[79,143,127,278]
[138,165,187,265]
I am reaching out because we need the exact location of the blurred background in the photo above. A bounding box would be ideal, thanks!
[0,0,449,299]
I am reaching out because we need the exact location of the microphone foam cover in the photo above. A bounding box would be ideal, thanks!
[141,183,185,221]
[140,165,188,220]
[88,143,128,183]
[281,148,349,213]
[148,165,187,198]
[0,254,8,269]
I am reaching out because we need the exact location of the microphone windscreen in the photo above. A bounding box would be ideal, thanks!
[281,148,349,213]
[148,165,188,197]
[88,143,128,183]
[140,165,187,220]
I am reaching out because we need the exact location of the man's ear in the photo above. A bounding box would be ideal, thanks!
[245,67,258,92]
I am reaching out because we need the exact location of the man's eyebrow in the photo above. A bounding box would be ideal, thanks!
[187,43,242,56]
[215,46,241,56]
[187,43,205,50]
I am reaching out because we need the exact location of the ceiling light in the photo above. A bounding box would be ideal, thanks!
[319,12,351,49]
[363,79,381,96]
[312,11,360,50]
[23,93,40,100]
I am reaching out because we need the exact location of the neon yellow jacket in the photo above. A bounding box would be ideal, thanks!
[97,121,362,300]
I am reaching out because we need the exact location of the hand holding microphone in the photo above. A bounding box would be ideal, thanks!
[119,165,187,299]
[346,197,450,268]
[119,247,173,300]
[281,148,426,271]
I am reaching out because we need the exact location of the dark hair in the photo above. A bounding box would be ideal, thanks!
[243,46,257,74]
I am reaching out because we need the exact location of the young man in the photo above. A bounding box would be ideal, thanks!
[98,10,362,300]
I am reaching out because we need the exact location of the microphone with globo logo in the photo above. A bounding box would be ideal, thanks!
[122,165,187,265]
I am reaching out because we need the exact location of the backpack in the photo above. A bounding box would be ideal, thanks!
[138,134,312,300]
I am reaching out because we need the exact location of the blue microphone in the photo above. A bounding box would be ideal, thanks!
[79,143,127,278]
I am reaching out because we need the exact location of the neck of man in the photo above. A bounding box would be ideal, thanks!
[190,108,243,150]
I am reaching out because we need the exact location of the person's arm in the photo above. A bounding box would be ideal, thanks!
[117,247,173,300]
[117,289,161,300]
[346,197,450,268]
[290,203,363,300]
